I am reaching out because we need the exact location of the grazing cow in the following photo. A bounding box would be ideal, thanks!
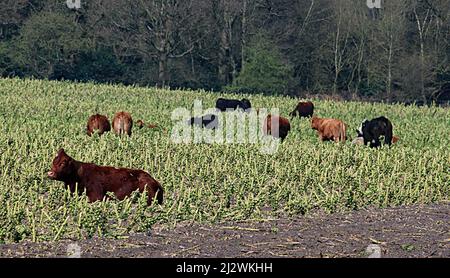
[188,114,218,130]
[112,111,133,136]
[47,148,163,205]
[86,114,111,136]
[357,116,393,148]
[136,120,158,129]
[215,98,251,112]
[311,116,347,143]
[263,114,291,142]
[289,101,314,118]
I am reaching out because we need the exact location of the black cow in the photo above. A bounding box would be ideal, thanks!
[188,114,218,130]
[289,101,314,118]
[357,116,393,148]
[215,98,251,112]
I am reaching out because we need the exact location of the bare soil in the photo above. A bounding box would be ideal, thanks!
[1,203,448,258]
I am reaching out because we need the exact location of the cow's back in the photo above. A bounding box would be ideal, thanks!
[314,118,346,142]
[291,101,314,118]
[87,114,111,136]
[111,168,163,205]
[297,101,314,117]
[215,98,239,111]
[80,163,162,205]
[112,111,133,136]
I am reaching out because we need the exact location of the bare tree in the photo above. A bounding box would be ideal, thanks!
[415,0,450,102]
[211,0,243,86]
[345,2,369,95]
[331,0,352,94]
[374,1,408,101]
[412,2,431,101]
[108,0,205,87]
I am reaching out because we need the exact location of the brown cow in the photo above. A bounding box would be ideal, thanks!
[47,148,163,205]
[263,114,291,142]
[289,101,314,118]
[112,111,133,136]
[86,114,111,136]
[136,119,158,129]
[311,116,347,143]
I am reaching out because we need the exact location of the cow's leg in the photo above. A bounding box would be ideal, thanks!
[146,187,156,206]
[363,138,369,145]
[371,138,381,148]
[65,182,76,194]
[384,132,393,146]
[86,187,105,203]
[334,133,340,143]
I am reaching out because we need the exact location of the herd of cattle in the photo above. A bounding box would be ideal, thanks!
[47,98,399,206]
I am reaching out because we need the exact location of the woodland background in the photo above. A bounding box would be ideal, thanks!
[1,0,449,104]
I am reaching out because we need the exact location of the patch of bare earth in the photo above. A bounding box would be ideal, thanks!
[0,203,448,258]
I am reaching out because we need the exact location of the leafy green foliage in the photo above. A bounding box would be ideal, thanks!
[13,12,87,79]
[65,48,125,83]
[227,33,292,95]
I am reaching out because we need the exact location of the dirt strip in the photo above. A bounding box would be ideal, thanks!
[0,203,448,258]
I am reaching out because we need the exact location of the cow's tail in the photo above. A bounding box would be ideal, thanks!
[340,122,347,143]
[92,118,99,131]
[119,118,124,135]
[156,186,164,205]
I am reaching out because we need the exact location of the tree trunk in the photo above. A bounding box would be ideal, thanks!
[419,39,426,102]
[414,8,429,103]
[387,39,393,101]
[333,17,341,95]
[227,20,237,82]
[158,52,167,87]
[240,0,247,71]
[218,27,230,85]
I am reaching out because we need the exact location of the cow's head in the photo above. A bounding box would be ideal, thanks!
[310,116,320,130]
[357,119,369,137]
[136,120,145,129]
[240,99,252,111]
[48,148,76,180]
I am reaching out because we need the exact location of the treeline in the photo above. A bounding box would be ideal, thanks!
[0,0,449,103]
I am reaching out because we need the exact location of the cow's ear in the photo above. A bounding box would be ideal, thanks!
[57,148,68,157]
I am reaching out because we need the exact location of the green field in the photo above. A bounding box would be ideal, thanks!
[0,78,449,243]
